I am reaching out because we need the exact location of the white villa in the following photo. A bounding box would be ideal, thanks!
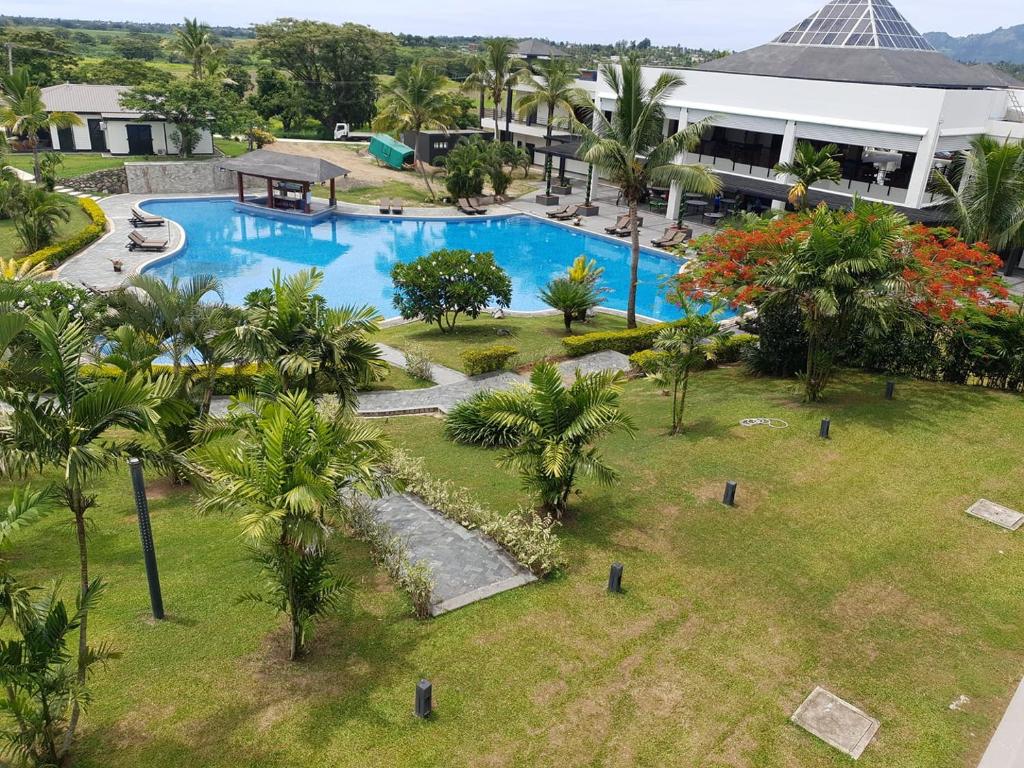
[488,0,1024,222]
[38,83,213,156]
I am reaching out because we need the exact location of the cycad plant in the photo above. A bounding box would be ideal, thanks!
[540,277,603,332]
[188,391,391,659]
[574,53,720,328]
[481,362,635,517]
[773,141,842,210]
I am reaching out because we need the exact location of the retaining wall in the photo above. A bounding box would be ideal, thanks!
[125,161,260,195]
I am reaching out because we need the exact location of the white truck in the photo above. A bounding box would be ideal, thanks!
[333,123,375,142]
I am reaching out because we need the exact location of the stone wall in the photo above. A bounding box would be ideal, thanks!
[124,160,260,195]
[64,168,128,195]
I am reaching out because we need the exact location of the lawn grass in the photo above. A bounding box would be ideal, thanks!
[214,138,250,157]
[3,368,1023,767]
[364,364,432,391]
[378,313,631,372]
[5,153,126,179]
[0,194,93,260]
[316,180,435,206]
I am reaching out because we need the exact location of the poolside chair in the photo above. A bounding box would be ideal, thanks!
[604,214,630,234]
[391,199,404,215]
[468,197,489,214]
[126,230,168,252]
[128,206,165,228]
[651,226,692,247]
[546,203,573,218]
[379,199,391,214]
[457,199,480,215]
[551,204,580,221]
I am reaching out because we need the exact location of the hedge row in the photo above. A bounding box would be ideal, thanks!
[81,362,263,396]
[562,320,685,356]
[22,198,108,269]
[460,344,518,375]
[627,334,759,374]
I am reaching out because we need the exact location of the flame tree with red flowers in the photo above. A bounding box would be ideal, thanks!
[674,198,1009,401]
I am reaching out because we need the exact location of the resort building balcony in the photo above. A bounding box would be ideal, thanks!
[480,107,576,141]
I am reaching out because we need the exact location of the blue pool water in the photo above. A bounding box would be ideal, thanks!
[141,198,715,321]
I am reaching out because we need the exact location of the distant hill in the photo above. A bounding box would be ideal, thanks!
[925,25,1024,64]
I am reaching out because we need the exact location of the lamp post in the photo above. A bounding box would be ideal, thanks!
[129,458,165,620]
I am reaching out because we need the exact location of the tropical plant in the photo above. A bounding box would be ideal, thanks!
[500,143,531,178]
[437,136,488,201]
[463,38,524,140]
[515,57,589,196]
[0,310,178,754]
[391,249,512,333]
[38,151,63,192]
[443,390,521,448]
[479,362,636,516]
[651,299,728,434]
[773,141,842,210]
[11,187,71,253]
[0,256,47,281]
[0,167,22,220]
[188,391,391,659]
[227,268,385,402]
[0,68,81,183]
[540,277,603,332]
[170,17,215,79]
[573,52,720,328]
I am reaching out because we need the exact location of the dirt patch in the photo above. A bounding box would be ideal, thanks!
[831,581,954,635]
[530,677,569,706]
[145,477,180,500]
[255,699,295,732]
[267,142,419,188]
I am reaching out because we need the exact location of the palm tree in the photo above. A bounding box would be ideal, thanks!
[773,141,842,210]
[515,57,589,196]
[574,53,720,328]
[481,362,635,517]
[930,135,1024,272]
[540,277,603,332]
[759,199,908,401]
[227,268,385,403]
[0,310,178,753]
[463,38,524,141]
[0,68,81,183]
[188,391,390,659]
[374,64,456,201]
[171,17,215,80]
[11,186,70,253]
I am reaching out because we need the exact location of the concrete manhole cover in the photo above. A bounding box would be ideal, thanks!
[966,499,1024,531]
[791,686,880,759]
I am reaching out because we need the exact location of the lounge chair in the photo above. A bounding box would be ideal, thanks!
[129,206,164,228]
[546,203,573,218]
[551,204,580,221]
[604,214,630,234]
[468,197,489,214]
[391,199,404,215]
[651,226,692,247]
[126,230,168,252]
[379,199,390,214]
[459,198,485,215]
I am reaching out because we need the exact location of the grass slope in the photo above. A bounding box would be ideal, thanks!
[0,194,92,260]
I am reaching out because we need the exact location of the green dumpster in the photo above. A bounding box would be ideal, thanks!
[369,134,414,170]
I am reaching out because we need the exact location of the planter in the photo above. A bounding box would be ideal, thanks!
[535,194,560,206]
[110,259,124,273]
[577,204,600,216]
[551,183,573,195]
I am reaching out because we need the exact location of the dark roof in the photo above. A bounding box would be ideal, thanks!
[217,149,348,182]
[696,44,1009,88]
[969,64,1024,89]
[533,140,583,160]
[516,39,568,58]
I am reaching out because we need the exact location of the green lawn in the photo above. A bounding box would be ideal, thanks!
[5,153,126,179]
[0,194,92,260]
[315,180,435,206]
[378,313,631,372]
[214,138,250,157]
[364,364,432,391]
[4,367,1023,767]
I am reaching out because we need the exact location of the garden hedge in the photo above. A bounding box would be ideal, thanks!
[461,344,518,375]
[562,320,683,356]
[22,198,108,269]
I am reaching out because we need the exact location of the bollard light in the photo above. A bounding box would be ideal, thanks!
[723,481,737,507]
[885,381,895,400]
[608,562,624,593]
[819,418,831,439]
[129,458,164,620]
[415,679,432,719]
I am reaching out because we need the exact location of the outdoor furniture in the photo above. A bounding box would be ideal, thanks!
[684,192,705,200]
[126,230,168,252]
[685,199,708,218]
[458,199,484,215]
[128,207,165,228]
[702,210,727,226]
[391,199,404,215]
[468,197,489,214]
[651,226,692,247]
[648,197,667,213]
[604,214,630,233]
[551,204,581,220]
[379,199,390,214]
[546,203,574,218]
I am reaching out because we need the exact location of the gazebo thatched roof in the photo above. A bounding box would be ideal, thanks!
[217,149,349,183]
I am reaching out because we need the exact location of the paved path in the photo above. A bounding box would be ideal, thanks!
[370,492,535,616]
[978,677,1024,768]
[375,342,467,386]
[356,371,524,416]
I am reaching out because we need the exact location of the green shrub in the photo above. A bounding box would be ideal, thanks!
[712,333,759,364]
[443,391,520,448]
[562,320,681,356]
[22,198,107,269]
[460,344,517,375]
[628,349,667,375]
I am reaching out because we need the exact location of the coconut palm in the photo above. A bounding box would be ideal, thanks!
[573,53,720,328]
[481,362,635,517]
[188,391,390,659]
[0,310,178,753]
[374,64,457,201]
[759,199,908,401]
[515,57,589,196]
[11,186,70,253]
[773,141,842,210]
[463,38,524,141]
[930,135,1024,270]
[0,68,81,183]
[171,17,215,80]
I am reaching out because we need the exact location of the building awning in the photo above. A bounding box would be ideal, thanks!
[534,140,584,160]
[217,149,349,183]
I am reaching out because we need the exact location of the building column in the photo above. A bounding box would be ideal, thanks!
[905,128,941,209]
[237,172,245,203]
[772,120,798,211]
[329,177,336,207]
[266,177,274,209]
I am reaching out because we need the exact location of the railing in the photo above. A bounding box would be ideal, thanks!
[480,108,573,132]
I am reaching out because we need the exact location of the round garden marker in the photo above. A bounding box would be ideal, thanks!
[820,418,831,439]
[608,563,624,593]
[723,481,737,507]
[415,679,432,718]
[885,381,895,400]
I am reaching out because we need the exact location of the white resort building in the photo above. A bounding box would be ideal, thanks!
[489,0,1024,222]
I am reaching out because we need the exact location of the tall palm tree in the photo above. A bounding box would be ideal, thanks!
[773,141,842,210]
[481,362,636,517]
[463,38,524,141]
[759,199,908,401]
[0,310,179,753]
[574,53,720,328]
[0,68,81,183]
[374,64,457,201]
[188,391,390,659]
[930,135,1024,272]
[515,57,589,196]
[171,17,215,80]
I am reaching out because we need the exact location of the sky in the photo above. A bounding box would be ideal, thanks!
[8,0,1019,49]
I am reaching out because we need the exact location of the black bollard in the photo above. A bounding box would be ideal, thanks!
[415,679,432,718]
[723,481,737,507]
[885,381,895,400]
[129,458,164,620]
[606,565,622,593]
[819,418,831,439]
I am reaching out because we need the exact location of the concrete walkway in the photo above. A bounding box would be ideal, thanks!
[370,492,535,616]
[356,371,524,416]
[375,342,467,386]
[978,678,1024,768]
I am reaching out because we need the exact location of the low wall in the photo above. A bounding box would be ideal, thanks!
[125,161,260,195]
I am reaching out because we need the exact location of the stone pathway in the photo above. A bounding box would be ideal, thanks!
[53,184,102,201]
[557,350,631,379]
[370,492,535,616]
[375,342,467,386]
[356,371,524,416]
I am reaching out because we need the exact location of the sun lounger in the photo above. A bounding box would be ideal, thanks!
[126,230,168,252]
[128,206,165,227]
[468,197,489,214]
[458,199,481,215]
[651,226,692,247]
[551,204,580,221]
[379,199,390,214]
[604,214,630,234]
[546,204,573,218]
[391,199,404,215]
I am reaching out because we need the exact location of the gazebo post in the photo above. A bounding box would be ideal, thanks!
[266,177,274,210]
[329,178,336,207]
[237,172,245,203]
[302,182,310,213]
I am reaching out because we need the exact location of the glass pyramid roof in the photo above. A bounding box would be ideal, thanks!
[772,0,934,51]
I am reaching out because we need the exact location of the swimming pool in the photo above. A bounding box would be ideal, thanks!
[140,198,717,322]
